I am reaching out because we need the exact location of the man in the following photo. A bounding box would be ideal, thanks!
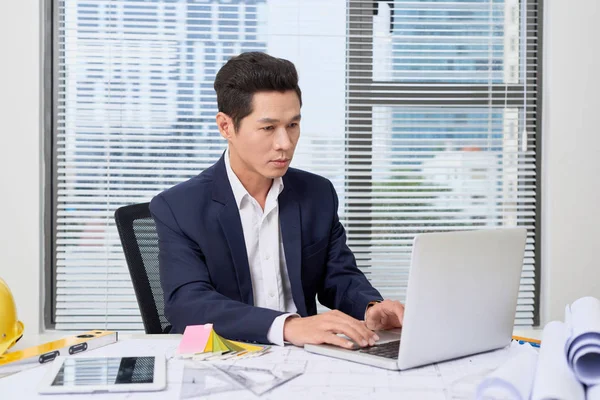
[150,52,404,349]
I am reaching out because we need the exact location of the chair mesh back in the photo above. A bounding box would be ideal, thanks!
[132,218,169,331]
[114,203,170,334]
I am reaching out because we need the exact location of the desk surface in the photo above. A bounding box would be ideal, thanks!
[1,328,542,399]
[12,328,543,352]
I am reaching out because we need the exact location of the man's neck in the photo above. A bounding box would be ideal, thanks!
[229,155,272,209]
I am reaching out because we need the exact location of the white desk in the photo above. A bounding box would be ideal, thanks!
[10,327,543,352]
[1,329,542,399]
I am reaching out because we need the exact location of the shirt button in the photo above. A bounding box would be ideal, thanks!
[269,292,275,298]
[265,254,270,260]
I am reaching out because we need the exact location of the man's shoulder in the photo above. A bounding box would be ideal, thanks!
[285,167,332,188]
[284,167,335,201]
[150,163,218,210]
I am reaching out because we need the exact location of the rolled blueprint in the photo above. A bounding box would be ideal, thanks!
[565,297,600,385]
[475,342,538,400]
[587,384,600,400]
[531,321,584,400]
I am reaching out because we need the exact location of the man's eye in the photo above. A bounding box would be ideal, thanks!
[262,126,275,131]
[289,123,299,128]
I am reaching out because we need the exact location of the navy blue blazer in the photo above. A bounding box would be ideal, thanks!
[150,155,383,343]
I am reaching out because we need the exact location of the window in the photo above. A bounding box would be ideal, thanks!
[51,0,541,330]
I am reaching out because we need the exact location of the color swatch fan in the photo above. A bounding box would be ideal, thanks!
[177,324,269,361]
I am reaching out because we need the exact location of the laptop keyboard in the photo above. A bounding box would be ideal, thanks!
[356,339,401,359]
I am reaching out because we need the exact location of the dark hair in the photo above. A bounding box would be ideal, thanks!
[214,52,302,131]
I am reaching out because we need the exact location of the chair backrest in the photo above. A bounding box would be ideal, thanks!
[114,202,170,334]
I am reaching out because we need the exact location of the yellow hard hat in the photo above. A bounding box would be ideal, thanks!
[0,278,24,355]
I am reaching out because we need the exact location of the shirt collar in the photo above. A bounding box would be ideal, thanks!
[224,148,284,209]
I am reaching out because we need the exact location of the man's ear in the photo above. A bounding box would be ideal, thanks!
[216,112,235,140]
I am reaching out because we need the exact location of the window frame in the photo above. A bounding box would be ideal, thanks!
[46,0,544,329]
[345,0,543,325]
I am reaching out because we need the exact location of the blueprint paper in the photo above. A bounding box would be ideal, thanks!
[0,363,38,379]
[475,342,538,400]
[214,361,306,396]
[565,296,600,385]
[587,384,600,400]
[530,321,585,400]
[0,337,537,400]
[180,362,242,399]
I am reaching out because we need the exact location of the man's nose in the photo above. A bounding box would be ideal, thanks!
[274,127,292,150]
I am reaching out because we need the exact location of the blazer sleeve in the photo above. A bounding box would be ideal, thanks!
[150,194,284,343]
[317,181,384,320]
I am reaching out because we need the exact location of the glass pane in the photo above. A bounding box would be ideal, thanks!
[365,106,534,302]
[373,0,520,84]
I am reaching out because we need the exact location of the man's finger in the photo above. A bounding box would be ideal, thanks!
[331,313,377,342]
[325,320,372,347]
[382,301,404,327]
[366,306,388,332]
[365,312,379,330]
[368,318,384,331]
[392,302,405,326]
[344,321,379,346]
[322,332,355,349]
[380,314,389,327]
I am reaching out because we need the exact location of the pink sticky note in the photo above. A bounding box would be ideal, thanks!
[177,324,213,354]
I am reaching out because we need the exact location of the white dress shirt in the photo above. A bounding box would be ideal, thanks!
[224,149,298,346]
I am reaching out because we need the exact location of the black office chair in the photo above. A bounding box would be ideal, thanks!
[114,202,171,334]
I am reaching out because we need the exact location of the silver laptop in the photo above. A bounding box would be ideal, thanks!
[304,228,527,370]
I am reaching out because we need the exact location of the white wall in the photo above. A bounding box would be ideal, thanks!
[0,0,43,334]
[541,0,600,323]
[0,1,599,333]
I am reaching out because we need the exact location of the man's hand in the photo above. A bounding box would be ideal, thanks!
[283,310,379,349]
[364,299,405,331]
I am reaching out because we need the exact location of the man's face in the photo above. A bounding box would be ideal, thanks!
[219,90,301,181]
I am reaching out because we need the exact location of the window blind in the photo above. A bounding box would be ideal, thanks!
[53,0,541,330]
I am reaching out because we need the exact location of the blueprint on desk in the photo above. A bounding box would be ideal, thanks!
[177,341,523,400]
[0,338,522,400]
[180,360,306,398]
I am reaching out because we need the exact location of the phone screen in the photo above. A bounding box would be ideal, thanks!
[51,356,155,386]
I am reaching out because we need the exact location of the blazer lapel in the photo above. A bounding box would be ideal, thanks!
[279,186,308,317]
[212,155,254,306]
[218,204,254,305]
